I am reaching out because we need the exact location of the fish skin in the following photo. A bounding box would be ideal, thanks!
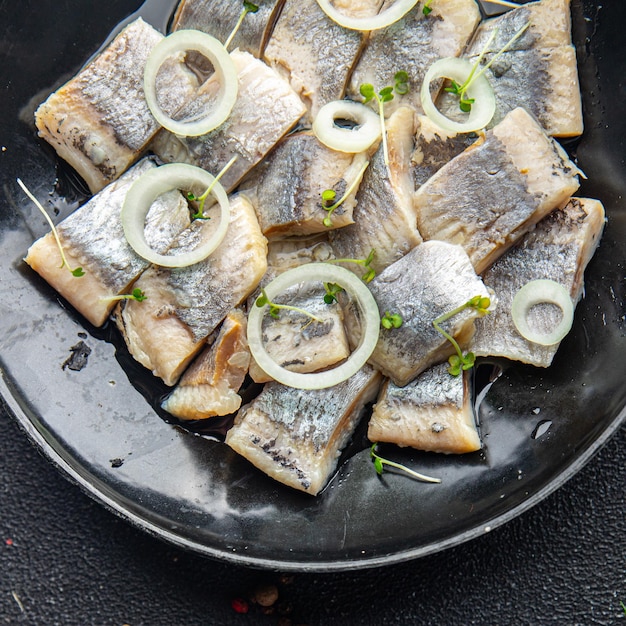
[369,364,481,454]
[24,158,190,327]
[413,107,580,275]
[471,197,605,366]
[347,0,481,116]
[225,365,382,494]
[34,19,166,193]
[263,0,371,120]
[151,50,306,192]
[162,309,251,420]
[344,240,490,387]
[172,0,285,57]
[329,107,422,276]
[115,193,268,386]
[242,131,365,238]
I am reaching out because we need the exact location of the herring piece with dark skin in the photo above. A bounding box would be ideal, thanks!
[114,194,267,387]
[171,0,285,58]
[413,107,580,275]
[25,158,190,327]
[471,197,605,366]
[226,365,382,495]
[369,364,481,454]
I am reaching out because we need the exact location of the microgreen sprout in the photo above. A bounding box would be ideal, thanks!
[224,1,259,50]
[187,155,237,219]
[433,295,491,376]
[370,443,441,483]
[444,22,530,113]
[17,178,85,277]
[321,160,369,227]
[621,601,626,616]
[328,248,376,283]
[323,282,344,304]
[255,288,323,324]
[381,311,403,329]
[422,0,433,16]
[360,71,409,167]
[100,288,147,303]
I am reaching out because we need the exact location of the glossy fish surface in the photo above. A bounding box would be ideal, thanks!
[369,364,481,454]
[225,365,382,495]
[471,197,605,366]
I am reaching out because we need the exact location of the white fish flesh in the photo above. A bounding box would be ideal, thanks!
[369,364,481,454]
[225,365,382,495]
[115,193,267,386]
[413,107,580,274]
[24,158,190,327]
[470,197,605,366]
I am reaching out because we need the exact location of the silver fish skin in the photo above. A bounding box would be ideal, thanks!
[344,240,490,387]
[24,158,190,327]
[225,364,382,495]
[249,282,350,383]
[471,197,605,366]
[347,0,481,116]
[329,107,422,276]
[369,364,481,454]
[35,19,169,193]
[448,0,582,137]
[115,193,268,386]
[263,0,375,120]
[413,107,580,275]
[151,50,306,192]
[242,131,367,238]
[172,0,285,57]
[162,309,250,420]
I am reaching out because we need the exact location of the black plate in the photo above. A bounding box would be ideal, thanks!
[0,0,624,572]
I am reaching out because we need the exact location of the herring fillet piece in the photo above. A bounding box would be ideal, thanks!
[329,107,422,275]
[115,194,267,386]
[24,158,190,327]
[226,365,382,495]
[151,50,306,193]
[34,19,167,193]
[347,0,481,116]
[369,364,481,454]
[471,197,605,366]
[413,107,580,274]
[263,0,375,120]
[162,309,251,420]
[242,131,366,237]
[171,0,285,58]
[345,241,490,387]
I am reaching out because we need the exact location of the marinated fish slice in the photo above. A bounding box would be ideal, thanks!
[411,114,479,189]
[248,282,350,384]
[171,0,285,57]
[329,107,422,275]
[34,19,187,193]
[344,240,490,387]
[413,107,580,274]
[263,0,376,120]
[347,0,481,116]
[24,158,190,327]
[151,50,306,193]
[242,131,366,238]
[471,197,605,366]
[115,194,267,386]
[225,365,382,495]
[162,309,250,420]
[369,364,481,454]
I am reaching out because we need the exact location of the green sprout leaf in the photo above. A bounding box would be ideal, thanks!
[99,287,148,304]
[188,156,237,219]
[320,160,369,227]
[255,288,323,324]
[370,443,441,483]
[224,2,259,49]
[323,282,344,304]
[381,311,403,329]
[423,1,433,15]
[327,249,376,284]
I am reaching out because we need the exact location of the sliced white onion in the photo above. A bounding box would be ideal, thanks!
[121,163,230,268]
[420,57,496,134]
[316,0,419,31]
[511,279,574,346]
[248,264,380,390]
[144,30,238,137]
[313,100,381,153]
